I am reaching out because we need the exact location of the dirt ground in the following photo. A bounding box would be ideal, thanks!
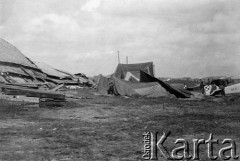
[0,89,239,161]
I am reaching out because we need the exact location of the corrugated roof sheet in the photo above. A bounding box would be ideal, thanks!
[35,62,70,78]
[56,69,74,77]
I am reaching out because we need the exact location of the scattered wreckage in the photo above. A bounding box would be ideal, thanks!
[184,77,240,98]
[202,77,240,96]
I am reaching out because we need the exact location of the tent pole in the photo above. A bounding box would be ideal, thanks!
[117,51,120,64]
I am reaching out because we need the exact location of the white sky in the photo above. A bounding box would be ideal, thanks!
[1,0,240,78]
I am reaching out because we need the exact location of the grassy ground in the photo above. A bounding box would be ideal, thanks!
[0,89,239,161]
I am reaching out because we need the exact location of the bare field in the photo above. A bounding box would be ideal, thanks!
[0,89,239,161]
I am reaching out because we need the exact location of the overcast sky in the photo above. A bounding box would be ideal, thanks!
[0,0,240,78]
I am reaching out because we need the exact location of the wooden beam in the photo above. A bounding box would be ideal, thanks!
[50,84,64,91]
[1,84,65,100]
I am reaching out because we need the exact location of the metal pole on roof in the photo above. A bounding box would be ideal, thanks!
[117,51,120,64]
[126,56,128,64]
[153,64,155,77]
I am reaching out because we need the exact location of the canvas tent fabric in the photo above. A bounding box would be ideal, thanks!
[96,75,112,95]
[92,74,112,88]
[140,70,192,98]
[113,77,170,97]
[91,75,101,85]
[114,62,154,80]
[96,75,170,98]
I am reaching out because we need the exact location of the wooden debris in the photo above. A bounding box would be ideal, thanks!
[50,84,64,91]
[3,83,38,89]
[1,83,65,100]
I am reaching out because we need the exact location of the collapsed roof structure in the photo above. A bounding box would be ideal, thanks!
[35,62,94,86]
[0,38,96,104]
[0,38,46,84]
[34,62,75,84]
[35,62,73,80]
[0,38,93,87]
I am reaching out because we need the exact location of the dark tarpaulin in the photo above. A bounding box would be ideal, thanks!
[140,70,192,98]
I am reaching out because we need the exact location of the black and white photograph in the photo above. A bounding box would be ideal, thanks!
[0,0,240,160]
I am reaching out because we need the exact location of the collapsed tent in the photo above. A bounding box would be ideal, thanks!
[96,75,112,95]
[0,38,46,83]
[97,62,192,98]
[113,77,170,97]
[96,75,171,98]
[114,62,154,80]
[140,70,192,98]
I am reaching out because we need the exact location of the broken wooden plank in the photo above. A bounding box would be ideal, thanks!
[50,84,64,91]
[0,84,38,90]
[0,82,50,90]
[4,83,38,89]
[20,67,38,81]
